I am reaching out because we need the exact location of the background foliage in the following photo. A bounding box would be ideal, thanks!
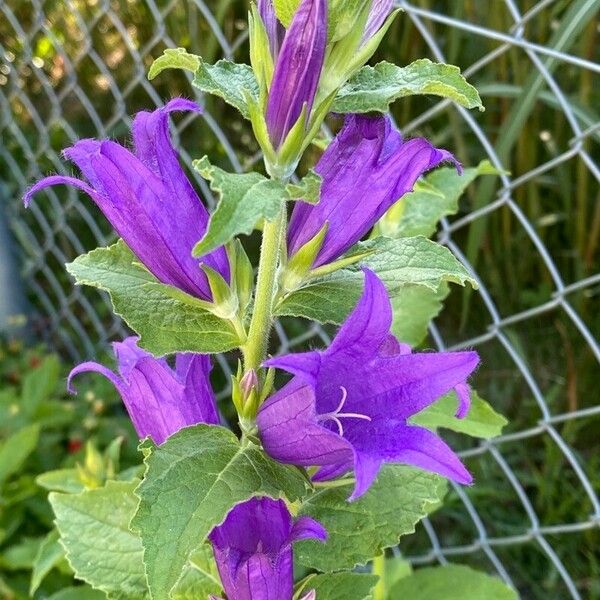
[0,1,598,599]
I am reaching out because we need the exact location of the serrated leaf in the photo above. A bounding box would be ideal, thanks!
[193,59,259,118]
[364,237,477,292]
[148,48,200,80]
[30,529,66,595]
[411,389,507,439]
[389,564,518,599]
[66,240,240,356]
[391,283,449,347]
[296,465,446,572]
[49,480,147,597]
[0,424,40,488]
[299,572,379,600]
[286,170,322,205]
[192,157,286,256]
[379,160,502,239]
[332,59,483,113]
[276,237,476,325]
[132,424,309,600]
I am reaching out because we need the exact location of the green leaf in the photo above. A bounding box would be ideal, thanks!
[0,423,40,488]
[36,468,85,494]
[286,170,322,205]
[48,586,107,600]
[21,354,61,415]
[193,59,259,119]
[364,237,477,292]
[0,536,42,570]
[379,160,502,239]
[296,465,446,572]
[411,389,507,439]
[171,545,222,600]
[299,572,379,600]
[332,59,483,113]
[66,240,240,356]
[49,480,148,598]
[388,564,518,599]
[390,283,449,347]
[192,157,286,257]
[30,529,66,595]
[276,270,362,324]
[148,48,200,80]
[276,237,476,325]
[132,424,309,600]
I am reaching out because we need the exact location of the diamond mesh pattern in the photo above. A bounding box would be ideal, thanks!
[0,1,598,598]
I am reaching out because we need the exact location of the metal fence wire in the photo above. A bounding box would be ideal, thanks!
[1,1,599,598]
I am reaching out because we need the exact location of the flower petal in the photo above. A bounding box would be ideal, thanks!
[327,268,391,361]
[257,380,353,466]
[176,353,220,425]
[263,350,321,386]
[289,515,328,543]
[67,361,123,396]
[351,421,472,486]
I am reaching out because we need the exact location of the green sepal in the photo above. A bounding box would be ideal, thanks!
[246,90,278,165]
[249,3,274,102]
[270,104,309,179]
[230,239,254,317]
[282,223,329,293]
[319,8,400,100]
[308,244,377,279]
[200,264,238,320]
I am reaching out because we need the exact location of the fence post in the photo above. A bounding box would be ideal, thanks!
[0,183,29,332]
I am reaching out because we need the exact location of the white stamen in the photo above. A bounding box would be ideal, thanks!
[318,386,371,436]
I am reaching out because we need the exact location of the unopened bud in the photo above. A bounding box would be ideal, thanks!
[240,369,258,399]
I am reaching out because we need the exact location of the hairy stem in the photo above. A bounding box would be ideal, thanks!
[243,205,286,375]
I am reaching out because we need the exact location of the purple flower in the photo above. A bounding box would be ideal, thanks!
[257,269,478,500]
[208,497,326,600]
[266,0,327,148]
[361,0,394,44]
[287,114,460,268]
[258,0,285,59]
[23,98,229,302]
[68,337,219,445]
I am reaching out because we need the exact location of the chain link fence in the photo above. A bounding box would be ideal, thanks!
[1,1,599,598]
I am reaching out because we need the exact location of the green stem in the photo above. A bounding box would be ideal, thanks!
[243,206,287,374]
[372,554,386,600]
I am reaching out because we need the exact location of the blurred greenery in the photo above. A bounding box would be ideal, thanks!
[0,332,139,599]
[0,0,598,598]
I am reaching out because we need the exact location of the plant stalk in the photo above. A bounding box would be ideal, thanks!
[243,205,287,375]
